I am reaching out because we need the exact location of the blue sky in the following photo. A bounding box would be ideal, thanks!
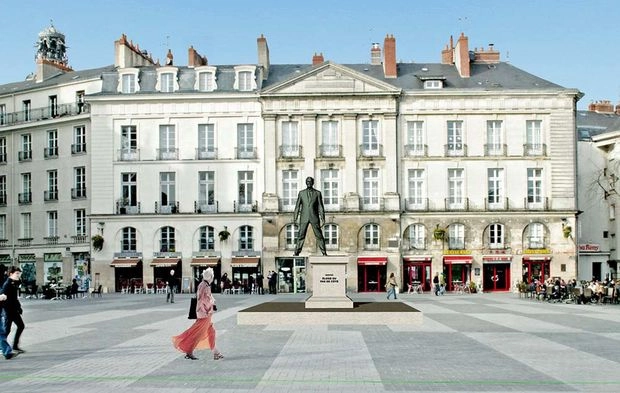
[1,0,617,109]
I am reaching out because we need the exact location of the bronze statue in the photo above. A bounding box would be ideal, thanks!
[293,177,327,256]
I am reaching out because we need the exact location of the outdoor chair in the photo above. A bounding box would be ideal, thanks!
[92,285,103,298]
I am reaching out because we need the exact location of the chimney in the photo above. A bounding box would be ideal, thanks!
[36,58,72,83]
[370,43,381,65]
[589,100,615,113]
[383,34,397,78]
[454,32,470,78]
[114,33,156,68]
[257,34,270,80]
[473,44,500,63]
[616,104,620,115]
[441,35,454,64]
[165,49,174,66]
[312,52,324,65]
[188,46,207,67]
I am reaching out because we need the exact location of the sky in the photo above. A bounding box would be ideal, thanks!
[0,0,618,109]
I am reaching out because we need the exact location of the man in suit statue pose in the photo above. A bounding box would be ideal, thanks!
[293,177,327,256]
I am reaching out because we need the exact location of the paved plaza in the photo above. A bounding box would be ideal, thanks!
[1,291,619,393]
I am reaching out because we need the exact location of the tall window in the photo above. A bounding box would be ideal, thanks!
[281,121,299,157]
[323,224,339,250]
[321,169,340,210]
[409,224,426,250]
[362,168,380,209]
[237,124,254,158]
[486,120,503,155]
[0,104,5,125]
[197,124,215,159]
[122,227,137,251]
[448,168,465,209]
[74,167,86,198]
[22,100,31,121]
[321,121,339,156]
[527,168,543,207]
[281,170,299,211]
[448,223,465,250]
[46,129,58,158]
[0,137,5,163]
[447,120,464,156]
[407,169,425,209]
[361,120,380,156]
[19,134,32,161]
[121,73,136,94]
[120,126,137,160]
[121,173,137,208]
[285,224,299,250]
[487,168,504,208]
[160,72,174,93]
[49,95,58,117]
[20,173,31,204]
[239,225,253,250]
[21,213,31,238]
[0,176,6,205]
[198,171,215,212]
[526,120,543,155]
[197,72,215,91]
[75,209,86,236]
[73,126,86,154]
[159,172,176,209]
[159,125,177,160]
[76,90,85,113]
[160,226,175,252]
[0,215,5,239]
[489,223,504,249]
[238,71,252,91]
[406,121,424,156]
[199,226,215,251]
[46,170,58,201]
[364,223,380,250]
[528,223,544,249]
[47,211,58,237]
[238,171,254,209]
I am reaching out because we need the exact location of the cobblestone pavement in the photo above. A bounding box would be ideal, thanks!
[1,291,619,393]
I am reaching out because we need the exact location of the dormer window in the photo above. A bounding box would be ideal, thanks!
[194,66,218,92]
[156,67,179,93]
[118,69,140,94]
[233,66,257,92]
[424,80,443,89]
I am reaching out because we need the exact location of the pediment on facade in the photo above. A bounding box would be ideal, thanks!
[262,62,400,96]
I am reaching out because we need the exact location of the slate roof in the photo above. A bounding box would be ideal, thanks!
[576,110,620,141]
[0,65,116,95]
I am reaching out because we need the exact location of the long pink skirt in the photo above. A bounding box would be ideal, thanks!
[172,317,216,354]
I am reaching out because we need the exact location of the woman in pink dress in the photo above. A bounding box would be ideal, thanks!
[172,267,223,360]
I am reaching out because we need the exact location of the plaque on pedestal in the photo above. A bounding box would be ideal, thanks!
[305,255,353,308]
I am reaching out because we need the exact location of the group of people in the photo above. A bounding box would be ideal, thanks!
[519,276,618,304]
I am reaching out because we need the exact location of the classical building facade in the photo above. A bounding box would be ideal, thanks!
[0,26,582,294]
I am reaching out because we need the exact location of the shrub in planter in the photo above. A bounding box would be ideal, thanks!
[92,235,104,251]
[218,227,230,241]
[433,225,446,241]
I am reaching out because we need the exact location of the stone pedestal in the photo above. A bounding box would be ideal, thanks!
[305,255,353,308]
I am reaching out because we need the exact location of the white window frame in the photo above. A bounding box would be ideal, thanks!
[364,223,380,250]
[526,120,543,155]
[362,168,380,209]
[121,125,138,160]
[407,169,425,209]
[75,209,86,237]
[424,80,443,89]
[285,224,299,250]
[281,121,300,157]
[238,171,254,208]
[160,226,175,252]
[73,125,86,154]
[47,211,58,237]
[155,67,179,93]
[159,125,177,160]
[122,227,137,252]
[239,225,254,250]
[194,66,218,91]
[448,168,465,209]
[321,169,340,211]
[489,223,504,249]
[527,168,543,207]
[159,172,176,210]
[74,167,86,198]
[528,223,544,249]
[409,224,426,250]
[0,104,5,125]
[199,226,215,251]
[197,124,216,159]
[323,223,339,250]
[281,170,299,211]
[361,120,380,156]
[448,223,465,250]
[21,213,31,238]
[321,120,340,156]
[486,120,503,155]
[237,123,254,158]
[0,215,6,239]
[233,66,257,91]
[121,172,137,211]
[447,120,464,156]
[198,171,216,212]
[406,121,425,156]
[487,168,504,208]
[118,69,140,94]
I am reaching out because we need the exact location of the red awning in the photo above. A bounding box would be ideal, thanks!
[522,256,552,262]
[403,256,432,263]
[231,257,260,268]
[150,258,180,267]
[357,256,388,265]
[482,255,513,262]
[443,255,473,264]
[110,258,140,267]
[190,257,220,267]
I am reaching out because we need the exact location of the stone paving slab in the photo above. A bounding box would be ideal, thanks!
[1,292,619,392]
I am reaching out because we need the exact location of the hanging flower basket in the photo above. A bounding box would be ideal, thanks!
[433,225,446,241]
[218,227,230,241]
[563,225,572,239]
[92,235,104,251]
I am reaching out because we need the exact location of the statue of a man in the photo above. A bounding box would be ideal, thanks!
[293,177,327,256]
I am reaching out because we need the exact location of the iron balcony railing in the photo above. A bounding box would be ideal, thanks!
[195,200,219,213]
[0,102,90,128]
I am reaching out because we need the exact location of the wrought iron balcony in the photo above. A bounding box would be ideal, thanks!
[71,144,87,155]
[235,147,257,159]
[155,201,179,214]
[0,102,90,128]
[279,145,302,159]
[18,192,32,204]
[359,144,384,158]
[157,148,179,160]
[404,144,428,157]
[234,200,258,213]
[119,148,140,161]
[44,146,58,159]
[318,144,342,158]
[196,147,217,160]
[18,150,32,162]
[195,200,218,213]
[44,189,58,201]
[71,187,87,199]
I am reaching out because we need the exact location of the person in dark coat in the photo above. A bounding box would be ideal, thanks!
[0,266,25,359]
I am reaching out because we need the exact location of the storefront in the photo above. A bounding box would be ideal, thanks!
[43,253,63,284]
[231,256,261,293]
[402,256,432,292]
[110,257,142,292]
[275,257,306,293]
[151,257,182,292]
[443,255,472,291]
[482,255,512,292]
[0,254,11,279]
[190,257,220,292]
[357,256,387,292]
[521,255,551,284]
[578,243,611,281]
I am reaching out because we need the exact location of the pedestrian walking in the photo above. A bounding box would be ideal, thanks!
[172,267,223,361]
[0,266,25,359]
[166,269,177,303]
[433,273,440,296]
[386,272,398,300]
